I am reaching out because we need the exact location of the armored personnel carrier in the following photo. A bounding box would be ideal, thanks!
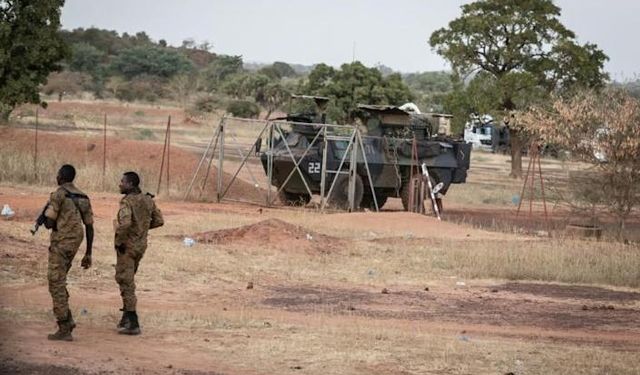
[261,96,471,211]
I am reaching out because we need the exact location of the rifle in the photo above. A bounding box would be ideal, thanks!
[31,188,87,235]
[30,203,50,235]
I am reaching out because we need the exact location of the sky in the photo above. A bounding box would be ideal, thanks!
[61,0,639,80]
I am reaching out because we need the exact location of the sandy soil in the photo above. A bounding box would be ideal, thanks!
[1,189,639,374]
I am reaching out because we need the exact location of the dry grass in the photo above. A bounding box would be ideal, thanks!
[0,144,154,192]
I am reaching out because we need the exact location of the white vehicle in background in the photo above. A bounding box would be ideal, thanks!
[464,113,495,151]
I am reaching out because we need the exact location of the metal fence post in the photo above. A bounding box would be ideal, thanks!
[216,119,225,202]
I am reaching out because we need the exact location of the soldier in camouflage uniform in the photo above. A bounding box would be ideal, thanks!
[42,164,94,341]
[114,171,163,335]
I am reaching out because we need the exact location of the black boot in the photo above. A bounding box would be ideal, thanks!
[118,311,141,335]
[47,319,73,341]
[68,310,76,332]
[117,308,129,329]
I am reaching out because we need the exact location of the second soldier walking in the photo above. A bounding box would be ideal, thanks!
[114,171,163,335]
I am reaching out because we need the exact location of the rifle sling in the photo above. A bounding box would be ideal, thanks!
[61,187,88,224]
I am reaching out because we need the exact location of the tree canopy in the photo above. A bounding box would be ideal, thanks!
[429,0,609,177]
[304,61,413,124]
[110,46,193,79]
[0,0,69,121]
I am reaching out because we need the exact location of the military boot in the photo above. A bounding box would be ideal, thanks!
[117,308,129,329]
[118,311,141,335]
[47,320,73,341]
[68,310,76,332]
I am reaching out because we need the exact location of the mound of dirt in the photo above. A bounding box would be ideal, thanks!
[190,218,345,254]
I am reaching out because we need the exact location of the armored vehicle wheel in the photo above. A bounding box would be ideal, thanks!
[401,176,443,213]
[361,193,388,211]
[327,173,363,210]
[278,190,311,206]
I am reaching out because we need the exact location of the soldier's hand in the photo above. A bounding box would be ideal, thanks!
[81,254,92,269]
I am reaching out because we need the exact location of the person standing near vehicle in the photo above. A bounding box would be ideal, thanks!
[40,164,94,341]
[114,171,163,335]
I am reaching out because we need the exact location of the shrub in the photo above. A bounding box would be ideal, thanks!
[226,100,260,119]
[194,95,225,113]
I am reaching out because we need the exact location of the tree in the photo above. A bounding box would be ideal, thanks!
[0,0,69,122]
[256,82,290,119]
[201,55,243,92]
[115,74,167,102]
[68,42,107,95]
[105,76,125,99]
[220,72,265,99]
[60,27,132,56]
[305,61,413,124]
[179,39,216,69]
[69,42,105,74]
[168,72,200,108]
[226,100,260,119]
[42,71,91,101]
[111,46,193,79]
[403,71,453,111]
[443,72,504,134]
[522,89,640,236]
[305,63,335,92]
[429,0,608,177]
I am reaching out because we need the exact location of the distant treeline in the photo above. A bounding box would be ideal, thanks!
[46,27,639,129]
[43,28,452,122]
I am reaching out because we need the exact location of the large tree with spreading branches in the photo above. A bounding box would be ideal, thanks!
[429,0,608,177]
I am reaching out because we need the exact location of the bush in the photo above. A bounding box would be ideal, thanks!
[193,95,225,113]
[226,100,260,119]
[116,75,167,102]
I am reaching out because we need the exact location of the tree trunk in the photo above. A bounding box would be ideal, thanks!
[509,128,523,179]
[501,97,522,179]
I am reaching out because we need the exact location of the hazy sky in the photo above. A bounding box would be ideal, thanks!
[61,0,638,79]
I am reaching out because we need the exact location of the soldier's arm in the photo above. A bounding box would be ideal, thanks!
[81,199,93,268]
[149,202,164,229]
[43,190,63,229]
[114,201,132,246]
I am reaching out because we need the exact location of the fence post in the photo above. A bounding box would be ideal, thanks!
[156,116,170,195]
[216,120,225,202]
[166,115,171,197]
[102,113,107,189]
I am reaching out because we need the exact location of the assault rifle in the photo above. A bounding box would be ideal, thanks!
[30,203,51,235]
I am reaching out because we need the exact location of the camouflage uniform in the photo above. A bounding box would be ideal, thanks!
[44,183,93,322]
[114,188,163,312]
